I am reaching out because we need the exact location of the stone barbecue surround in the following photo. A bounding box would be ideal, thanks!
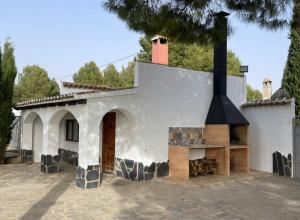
[168,126,249,180]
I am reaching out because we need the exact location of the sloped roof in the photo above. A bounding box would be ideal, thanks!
[14,94,80,110]
[241,98,292,108]
[62,82,112,91]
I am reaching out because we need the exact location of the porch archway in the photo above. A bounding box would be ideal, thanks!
[47,110,80,168]
[23,111,43,162]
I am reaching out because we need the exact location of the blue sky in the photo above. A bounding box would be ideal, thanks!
[0,0,291,91]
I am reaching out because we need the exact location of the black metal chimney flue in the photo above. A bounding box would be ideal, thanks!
[205,11,249,125]
[213,11,229,96]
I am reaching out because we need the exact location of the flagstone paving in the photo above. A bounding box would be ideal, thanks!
[0,163,300,220]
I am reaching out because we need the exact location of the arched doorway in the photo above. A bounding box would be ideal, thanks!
[101,112,116,173]
[100,109,135,174]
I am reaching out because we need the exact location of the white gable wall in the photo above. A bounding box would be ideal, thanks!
[242,101,295,175]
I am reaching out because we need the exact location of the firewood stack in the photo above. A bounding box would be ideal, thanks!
[189,158,217,176]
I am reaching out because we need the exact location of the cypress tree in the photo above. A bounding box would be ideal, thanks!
[282,0,300,116]
[0,40,17,164]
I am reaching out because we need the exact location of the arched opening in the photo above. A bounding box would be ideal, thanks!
[100,109,136,175]
[47,110,79,171]
[23,112,43,163]
[32,116,43,162]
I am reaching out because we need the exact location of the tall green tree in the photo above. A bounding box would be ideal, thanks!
[138,36,241,75]
[0,40,17,164]
[73,61,103,85]
[282,0,300,115]
[103,64,121,88]
[104,1,291,44]
[120,61,135,88]
[247,85,263,102]
[14,65,60,103]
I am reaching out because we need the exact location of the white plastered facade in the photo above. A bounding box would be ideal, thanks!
[21,62,247,169]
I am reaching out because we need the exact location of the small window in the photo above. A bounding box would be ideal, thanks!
[66,120,79,142]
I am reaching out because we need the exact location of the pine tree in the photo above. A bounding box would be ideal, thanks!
[282,0,300,115]
[73,61,104,85]
[14,65,60,103]
[103,64,121,88]
[0,40,17,164]
[120,61,135,88]
[104,1,291,44]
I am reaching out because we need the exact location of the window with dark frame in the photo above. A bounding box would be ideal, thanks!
[66,119,79,142]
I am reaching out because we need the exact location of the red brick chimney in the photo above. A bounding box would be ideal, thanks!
[151,35,168,65]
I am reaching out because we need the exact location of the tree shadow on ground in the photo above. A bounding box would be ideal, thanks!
[20,163,75,220]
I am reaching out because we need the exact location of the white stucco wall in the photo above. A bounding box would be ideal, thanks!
[242,100,295,174]
[58,112,79,152]
[32,116,43,162]
[21,62,247,169]
[77,62,247,167]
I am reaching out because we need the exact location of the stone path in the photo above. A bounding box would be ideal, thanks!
[0,163,300,220]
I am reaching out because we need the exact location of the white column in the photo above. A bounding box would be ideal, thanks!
[78,113,101,169]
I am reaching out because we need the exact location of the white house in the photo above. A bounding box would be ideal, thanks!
[16,31,253,189]
[16,19,296,188]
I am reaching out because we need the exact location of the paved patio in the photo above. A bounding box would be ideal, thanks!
[0,163,300,220]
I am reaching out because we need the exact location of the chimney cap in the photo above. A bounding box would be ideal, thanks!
[151,35,168,42]
[263,78,272,83]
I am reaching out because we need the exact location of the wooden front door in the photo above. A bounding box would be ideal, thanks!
[102,112,116,173]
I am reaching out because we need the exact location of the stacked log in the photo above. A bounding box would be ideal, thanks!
[189,158,217,177]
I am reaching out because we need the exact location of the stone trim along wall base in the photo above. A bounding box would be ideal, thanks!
[41,155,59,174]
[58,148,78,166]
[21,149,33,164]
[114,158,169,181]
[76,165,101,189]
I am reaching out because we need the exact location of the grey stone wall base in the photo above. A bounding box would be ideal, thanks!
[41,154,59,174]
[114,158,169,182]
[273,151,292,177]
[21,149,33,164]
[76,165,101,189]
[58,148,78,166]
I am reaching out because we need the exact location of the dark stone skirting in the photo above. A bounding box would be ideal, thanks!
[76,165,101,189]
[21,149,33,164]
[114,158,169,181]
[58,148,78,166]
[41,154,59,174]
[273,151,292,177]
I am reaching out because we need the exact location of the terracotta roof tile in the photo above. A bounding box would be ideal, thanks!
[15,94,75,109]
[62,82,112,91]
[241,98,292,108]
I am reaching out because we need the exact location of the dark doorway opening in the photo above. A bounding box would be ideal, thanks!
[102,112,116,174]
